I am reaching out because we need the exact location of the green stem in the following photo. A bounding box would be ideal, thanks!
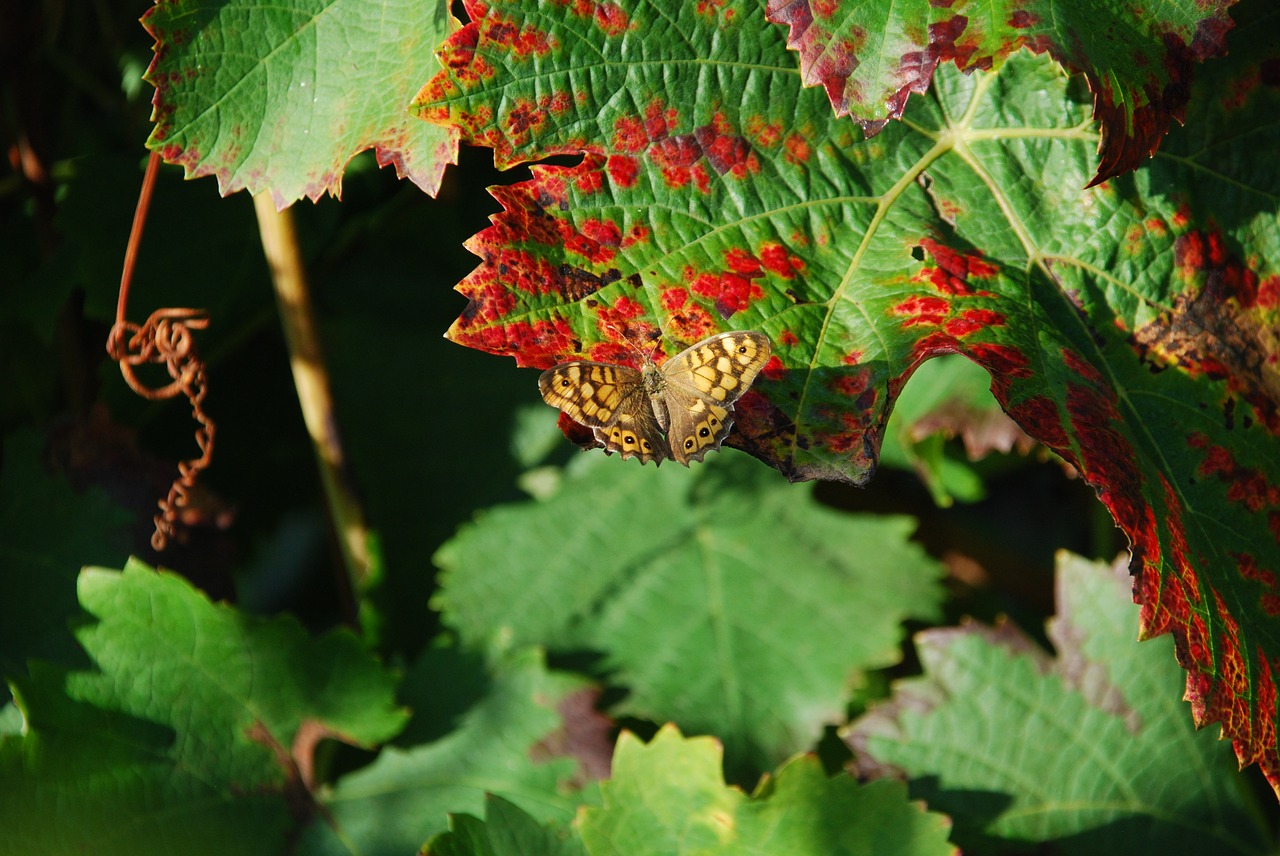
[253,196,370,627]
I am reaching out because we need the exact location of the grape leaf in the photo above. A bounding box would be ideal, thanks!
[434,451,944,774]
[0,560,406,855]
[296,646,600,855]
[764,0,1237,186]
[417,0,1280,793]
[576,726,956,856]
[143,0,455,207]
[845,554,1271,854]
[425,795,587,856]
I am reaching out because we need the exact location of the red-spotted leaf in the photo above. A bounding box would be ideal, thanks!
[143,0,455,207]
[418,0,1280,798]
[764,0,1237,186]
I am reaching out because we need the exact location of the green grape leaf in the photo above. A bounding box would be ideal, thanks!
[845,553,1271,854]
[297,647,601,855]
[0,429,133,674]
[764,0,1237,186]
[0,560,406,855]
[143,0,455,207]
[425,795,588,856]
[576,726,955,856]
[418,0,1280,793]
[434,452,944,773]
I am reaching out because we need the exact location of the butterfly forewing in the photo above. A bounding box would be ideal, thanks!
[658,332,771,465]
[660,331,771,404]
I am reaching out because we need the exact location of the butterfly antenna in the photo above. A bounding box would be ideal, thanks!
[646,304,681,361]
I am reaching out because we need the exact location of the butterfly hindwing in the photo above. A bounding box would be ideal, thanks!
[660,389,735,465]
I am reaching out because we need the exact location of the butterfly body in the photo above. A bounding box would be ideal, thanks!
[539,331,771,466]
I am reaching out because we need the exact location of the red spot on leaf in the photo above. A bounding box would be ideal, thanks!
[779,329,799,347]
[892,295,951,327]
[581,218,623,247]
[1257,276,1280,310]
[1238,552,1280,615]
[644,100,680,140]
[761,355,786,382]
[784,133,811,165]
[760,242,804,279]
[829,368,872,398]
[594,2,629,35]
[588,341,641,363]
[690,270,764,317]
[459,282,519,325]
[1063,375,1152,546]
[651,134,703,188]
[621,223,649,249]
[909,331,962,364]
[968,343,1031,379]
[590,297,655,356]
[747,116,784,148]
[573,168,605,195]
[695,117,756,177]
[667,301,718,344]
[1062,347,1104,385]
[507,100,547,139]
[918,238,999,295]
[660,288,689,312]
[485,17,554,58]
[601,295,646,322]
[612,116,648,153]
[1190,433,1280,521]
[1006,395,1068,451]
[606,154,639,188]
[695,0,728,18]
[564,231,615,264]
[944,308,1006,338]
[725,248,762,276]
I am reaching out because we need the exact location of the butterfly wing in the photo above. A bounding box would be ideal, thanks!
[539,362,668,464]
[658,332,771,465]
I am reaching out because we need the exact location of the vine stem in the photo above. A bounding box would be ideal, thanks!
[253,196,369,627]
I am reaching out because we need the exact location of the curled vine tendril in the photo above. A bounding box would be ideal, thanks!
[107,153,217,550]
[106,309,215,550]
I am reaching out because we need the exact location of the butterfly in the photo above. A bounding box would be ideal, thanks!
[539,331,771,465]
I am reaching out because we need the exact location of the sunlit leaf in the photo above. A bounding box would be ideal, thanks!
[144,0,456,206]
